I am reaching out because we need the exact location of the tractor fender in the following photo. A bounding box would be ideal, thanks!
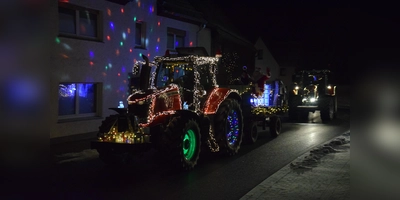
[203,88,241,115]
[175,110,200,122]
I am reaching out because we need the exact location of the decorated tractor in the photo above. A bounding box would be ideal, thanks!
[288,69,337,122]
[91,47,288,171]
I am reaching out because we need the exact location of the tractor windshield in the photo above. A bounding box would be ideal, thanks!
[155,62,194,89]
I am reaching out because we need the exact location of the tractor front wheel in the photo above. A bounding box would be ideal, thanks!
[162,116,201,171]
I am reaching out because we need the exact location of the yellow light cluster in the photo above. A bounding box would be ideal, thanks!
[98,127,147,144]
[251,105,289,117]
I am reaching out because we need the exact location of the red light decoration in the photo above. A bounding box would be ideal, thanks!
[203,88,237,114]
[118,73,121,76]
[147,53,150,57]
[121,8,124,13]
[107,35,111,41]
[128,84,182,127]
[90,61,94,66]
[129,48,133,53]
[190,41,193,46]
[157,21,160,26]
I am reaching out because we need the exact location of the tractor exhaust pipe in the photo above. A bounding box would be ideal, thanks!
[139,54,151,90]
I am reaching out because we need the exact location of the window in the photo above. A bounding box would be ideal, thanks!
[257,49,263,60]
[58,2,102,40]
[167,27,186,49]
[135,21,146,49]
[58,83,100,119]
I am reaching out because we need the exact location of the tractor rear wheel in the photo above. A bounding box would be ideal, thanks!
[215,99,244,156]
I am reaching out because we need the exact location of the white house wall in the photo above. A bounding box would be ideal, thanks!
[254,38,280,81]
[50,0,211,138]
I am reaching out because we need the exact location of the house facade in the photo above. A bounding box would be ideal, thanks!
[254,37,280,81]
[50,0,212,138]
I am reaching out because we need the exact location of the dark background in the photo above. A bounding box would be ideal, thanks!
[213,1,400,84]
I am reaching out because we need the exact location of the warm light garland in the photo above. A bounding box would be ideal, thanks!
[251,105,289,118]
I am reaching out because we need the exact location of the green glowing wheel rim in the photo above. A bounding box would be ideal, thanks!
[183,129,197,161]
[162,116,201,171]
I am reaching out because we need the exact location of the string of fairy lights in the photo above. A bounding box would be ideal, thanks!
[220,52,239,84]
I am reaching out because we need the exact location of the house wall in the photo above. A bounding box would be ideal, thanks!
[279,66,296,88]
[254,38,280,81]
[50,0,211,138]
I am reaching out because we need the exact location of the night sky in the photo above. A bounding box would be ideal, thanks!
[213,1,400,84]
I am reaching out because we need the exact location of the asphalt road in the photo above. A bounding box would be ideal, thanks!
[51,109,350,200]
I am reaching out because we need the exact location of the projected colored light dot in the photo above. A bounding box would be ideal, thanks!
[116,49,120,55]
[108,63,112,68]
[147,53,150,57]
[89,51,94,58]
[110,22,114,29]
[120,41,123,46]
[90,61,94,66]
[139,53,142,57]
[127,28,131,33]
[118,73,121,76]
[129,48,132,53]
[105,66,108,70]
[107,35,111,40]
[121,8,124,13]
[190,41,193,46]
[107,9,111,16]
[122,32,126,40]
[157,21,160,26]
[55,37,60,44]
[157,37,160,42]
[134,17,137,21]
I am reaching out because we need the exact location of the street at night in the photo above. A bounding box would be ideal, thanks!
[51,109,350,199]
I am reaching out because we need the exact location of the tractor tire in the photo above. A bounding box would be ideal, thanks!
[320,97,335,122]
[269,115,282,137]
[243,120,258,144]
[288,95,301,121]
[298,111,310,122]
[162,116,201,171]
[97,114,132,165]
[214,99,244,156]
